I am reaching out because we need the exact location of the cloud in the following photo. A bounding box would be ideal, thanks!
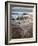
[11,7,33,16]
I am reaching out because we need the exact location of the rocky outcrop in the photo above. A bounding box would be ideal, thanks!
[10,15,33,39]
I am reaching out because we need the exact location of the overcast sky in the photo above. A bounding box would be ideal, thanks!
[11,7,33,15]
[11,7,33,18]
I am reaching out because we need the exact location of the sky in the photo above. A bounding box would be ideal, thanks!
[11,7,33,18]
